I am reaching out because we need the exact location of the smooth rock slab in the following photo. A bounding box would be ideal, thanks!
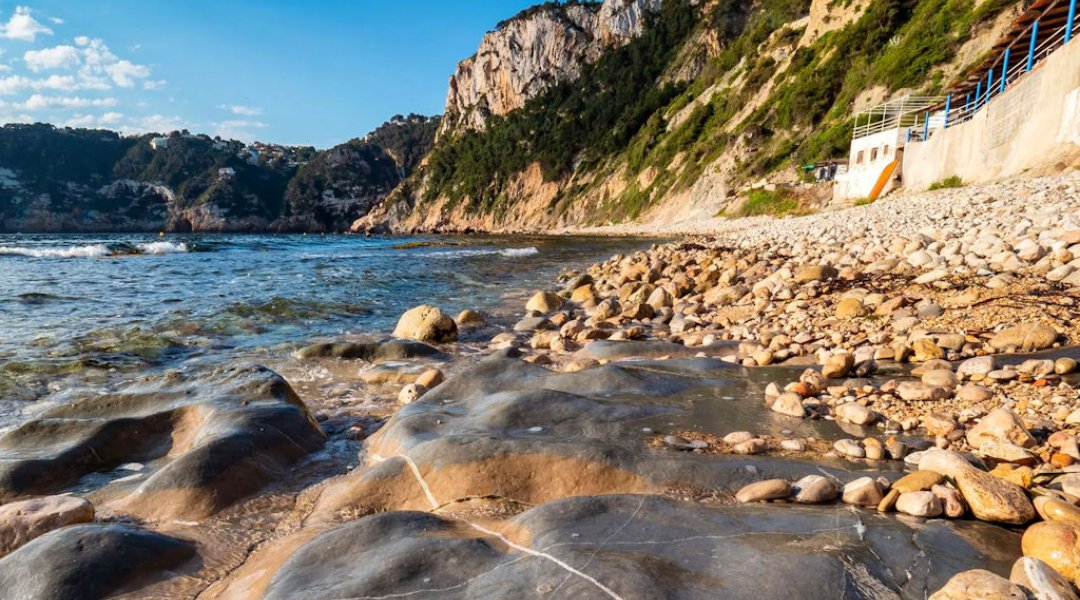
[267,495,1022,600]
[0,495,93,557]
[0,523,194,600]
[296,339,442,361]
[0,365,325,520]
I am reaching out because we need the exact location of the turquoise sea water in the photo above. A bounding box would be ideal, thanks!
[0,233,651,420]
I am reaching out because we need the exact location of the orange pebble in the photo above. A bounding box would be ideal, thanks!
[1034,378,1049,388]
[1051,453,1075,468]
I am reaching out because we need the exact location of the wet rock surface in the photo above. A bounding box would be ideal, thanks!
[0,523,195,600]
[0,364,325,520]
[267,495,1020,600]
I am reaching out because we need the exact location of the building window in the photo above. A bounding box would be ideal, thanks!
[870,148,878,161]
[883,145,890,157]
[856,151,864,164]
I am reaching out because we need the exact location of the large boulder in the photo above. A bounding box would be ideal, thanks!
[392,305,458,343]
[0,365,325,520]
[0,523,194,599]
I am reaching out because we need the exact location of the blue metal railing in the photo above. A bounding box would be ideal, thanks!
[921,2,1080,138]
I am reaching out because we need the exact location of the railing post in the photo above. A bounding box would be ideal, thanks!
[907,128,912,144]
[976,82,982,110]
[986,68,994,104]
[1000,48,1010,93]
[923,111,930,140]
[965,92,971,116]
[944,94,952,127]
[1027,20,1039,72]
[1068,0,1077,43]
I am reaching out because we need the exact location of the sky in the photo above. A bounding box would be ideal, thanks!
[0,1,536,148]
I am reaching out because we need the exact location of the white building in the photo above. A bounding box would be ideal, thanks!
[149,136,169,150]
[833,96,945,201]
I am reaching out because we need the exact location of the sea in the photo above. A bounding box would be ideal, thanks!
[0,232,654,431]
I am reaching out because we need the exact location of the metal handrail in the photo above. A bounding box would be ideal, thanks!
[941,15,1078,130]
[852,96,946,138]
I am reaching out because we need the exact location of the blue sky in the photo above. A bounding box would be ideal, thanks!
[0,1,535,148]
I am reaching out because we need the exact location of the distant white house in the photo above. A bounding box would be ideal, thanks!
[833,96,945,201]
[149,136,169,150]
[218,167,236,179]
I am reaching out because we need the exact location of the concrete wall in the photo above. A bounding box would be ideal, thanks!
[903,36,1080,190]
[834,128,904,200]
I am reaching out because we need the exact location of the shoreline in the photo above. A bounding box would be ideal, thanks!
[1,174,1080,596]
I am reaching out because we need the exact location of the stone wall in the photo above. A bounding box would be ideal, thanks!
[903,36,1080,190]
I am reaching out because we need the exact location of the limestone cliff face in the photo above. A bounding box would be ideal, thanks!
[356,0,1026,235]
[440,0,663,136]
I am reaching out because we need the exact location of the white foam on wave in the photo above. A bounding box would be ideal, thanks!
[428,246,540,259]
[0,241,189,258]
[0,244,112,258]
[135,241,189,255]
[498,247,539,257]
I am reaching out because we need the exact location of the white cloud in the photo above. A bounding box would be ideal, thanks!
[0,74,79,95]
[33,74,77,91]
[220,104,262,116]
[142,79,166,91]
[104,59,150,88]
[47,16,63,25]
[0,65,11,73]
[24,45,80,71]
[213,119,266,142]
[0,75,76,94]
[61,113,95,127]
[1,7,52,42]
[61,111,124,128]
[119,114,187,135]
[99,111,122,124]
[19,94,117,110]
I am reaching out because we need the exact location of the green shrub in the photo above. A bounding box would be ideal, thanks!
[928,175,964,190]
[724,189,802,217]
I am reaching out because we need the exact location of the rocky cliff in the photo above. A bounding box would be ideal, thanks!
[0,115,439,233]
[440,0,663,136]
[357,0,1025,234]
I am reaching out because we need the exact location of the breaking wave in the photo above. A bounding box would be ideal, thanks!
[0,241,190,258]
[427,246,540,259]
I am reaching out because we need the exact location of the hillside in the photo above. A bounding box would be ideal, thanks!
[0,114,439,233]
[356,0,1023,233]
